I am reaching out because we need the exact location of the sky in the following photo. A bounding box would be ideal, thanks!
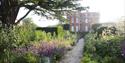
[17,8,59,27]
[80,0,125,23]
[17,0,125,27]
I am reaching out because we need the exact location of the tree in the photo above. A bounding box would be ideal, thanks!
[92,23,101,32]
[95,26,107,39]
[108,26,117,34]
[0,0,84,27]
[0,0,85,62]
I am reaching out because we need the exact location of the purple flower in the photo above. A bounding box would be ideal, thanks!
[12,41,66,58]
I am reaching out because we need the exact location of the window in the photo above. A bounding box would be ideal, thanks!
[67,16,70,20]
[85,26,88,32]
[71,26,74,32]
[85,19,88,23]
[76,26,79,32]
[76,17,79,23]
[0,1,1,6]
[71,17,74,23]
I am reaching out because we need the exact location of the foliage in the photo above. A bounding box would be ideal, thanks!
[13,25,75,62]
[33,26,76,62]
[57,26,64,39]
[13,52,40,63]
[14,40,67,63]
[81,33,125,63]
[14,18,36,47]
[25,26,76,62]
[116,17,125,34]
[91,23,101,32]
[0,18,36,62]
[0,17,76,62]
[94,26,117,39]
[33,41,66,63]
[0,0,85,26]
[35,30,49,41]
[77,32,89,39]
[0,26,17,62]
[0,0,82,62]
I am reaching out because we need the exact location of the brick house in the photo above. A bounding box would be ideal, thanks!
[67,11,99,32]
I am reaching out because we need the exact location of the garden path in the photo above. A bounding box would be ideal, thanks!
[59,38,84,63]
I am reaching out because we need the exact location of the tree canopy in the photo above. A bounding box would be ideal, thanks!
[0,0,85,27]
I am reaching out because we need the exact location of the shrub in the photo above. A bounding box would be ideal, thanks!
[14,41,66,63]
[35,30,53,42]
[81,33,125,63]
[14,18,36,47]
[13,52,40,63]
[0,26,18,62]
[57,26,64,39]
[0,18,37,62]
[35,31,46,41]
[51,47,66,63]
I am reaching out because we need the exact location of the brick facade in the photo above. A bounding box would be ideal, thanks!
[67,11,99,32]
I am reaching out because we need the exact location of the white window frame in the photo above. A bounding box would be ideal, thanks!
[76,17,79,23]
[71,26,74,32]
[85,26,88,32]
[71,17,74,23]
[76,26,79,32]
[85,19,88,23]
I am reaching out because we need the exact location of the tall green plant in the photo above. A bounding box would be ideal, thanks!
[0,26,17,62]
[57,26,64,39]
[15,18,36,47]
[35,30,53,42]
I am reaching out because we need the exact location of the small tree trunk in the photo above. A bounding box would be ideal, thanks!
[0,0,19,27]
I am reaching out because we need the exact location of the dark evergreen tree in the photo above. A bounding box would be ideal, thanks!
[0,0,85,27]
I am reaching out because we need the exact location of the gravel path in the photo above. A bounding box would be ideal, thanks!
[60,38,84,63]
